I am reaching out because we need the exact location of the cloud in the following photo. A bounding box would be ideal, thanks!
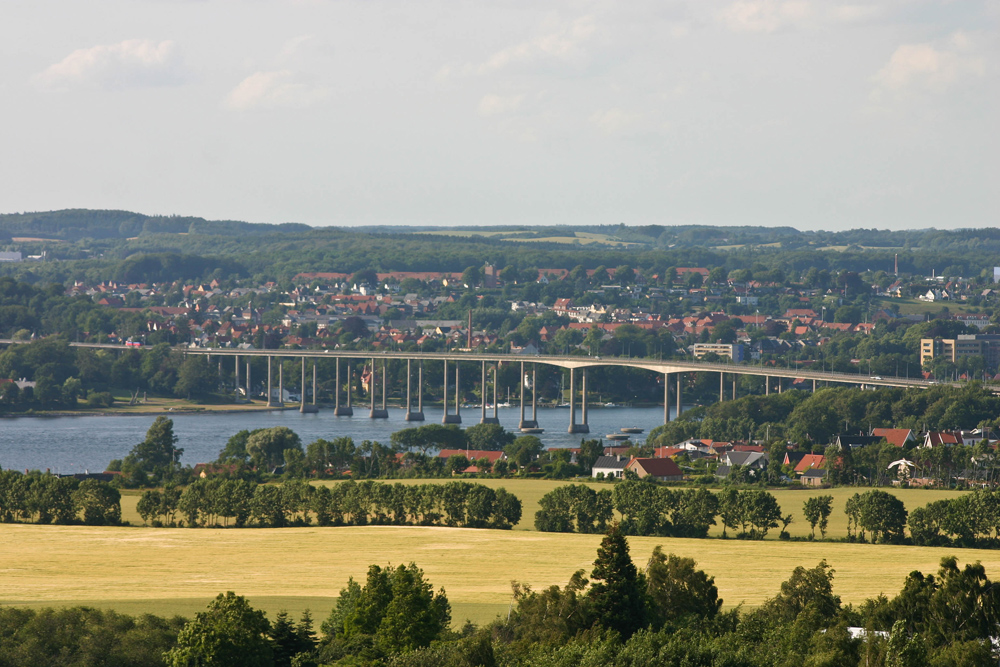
[718,1,811,33]
[718,1,883,32]
[872,32,985,96]
[590,108,645,135]
[225,70,329,110]
[34,39,186,91]
[477,15,597,74]
[478,93,524,116]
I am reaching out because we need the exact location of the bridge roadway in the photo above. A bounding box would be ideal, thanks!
[0,338,953,431]
[0,338,936,389]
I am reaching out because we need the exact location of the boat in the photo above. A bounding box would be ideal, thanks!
[603,402,621,408]
[621,427,644,434]
[520,427,545,434]
[606,433,631,441]
[556,402,570,408]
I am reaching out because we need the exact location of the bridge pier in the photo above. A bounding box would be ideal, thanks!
[235,354,240,399]
[405,359,425,421]
[765,376,770,396]
[246,361,252,402]
[334,357,354,416]
[267,356,274,407]
[278,360,284,407]
[442,359,460,424]
[676,373,682,419]
[719,372,724,402]
[519,362,539,430]
[813,378,817,392]
[568,368,589,434]
[733,376,737,401]
[370,358,388,418]
[663,373,669,424]
[480,361,499,424]
[300,360,318,413]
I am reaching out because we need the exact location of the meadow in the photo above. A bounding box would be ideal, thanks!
[21,480,969,625]
[1,522,997,627]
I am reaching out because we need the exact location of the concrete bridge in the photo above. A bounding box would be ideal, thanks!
[0,339,942,434]
[183,347,938,434]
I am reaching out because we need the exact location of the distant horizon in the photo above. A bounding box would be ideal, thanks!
[0,207,993,235]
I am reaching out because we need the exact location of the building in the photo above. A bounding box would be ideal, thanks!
[625,457,684,481]
[870,428,916,448]
[693,343,744,363]
[920,335,1000,370]
[592,455,629,479]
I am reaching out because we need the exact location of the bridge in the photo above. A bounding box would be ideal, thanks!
[0,338,939,434]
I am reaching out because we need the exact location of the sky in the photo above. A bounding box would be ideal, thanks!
[0,0,997,230]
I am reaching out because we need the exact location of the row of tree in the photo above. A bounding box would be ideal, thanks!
[908,488,1000,548]
[0,471,121,525]
[138,479,522,529]
[534,482,790,540]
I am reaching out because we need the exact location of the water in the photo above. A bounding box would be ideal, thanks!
[0,406,681,474]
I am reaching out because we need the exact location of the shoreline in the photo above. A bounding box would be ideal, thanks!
[0,400,676,419]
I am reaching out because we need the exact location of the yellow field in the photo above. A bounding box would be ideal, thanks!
[90,481,979,625]
[1,523,997,627]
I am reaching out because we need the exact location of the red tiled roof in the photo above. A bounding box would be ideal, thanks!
[871,428,914,448]
[794,454,826,473]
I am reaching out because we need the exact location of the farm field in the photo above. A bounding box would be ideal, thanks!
[1,523,997,627]
[120,480,969,541]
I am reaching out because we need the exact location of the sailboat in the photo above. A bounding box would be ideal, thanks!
[556,373,569,407]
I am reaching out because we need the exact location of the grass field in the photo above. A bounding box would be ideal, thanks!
[2,523,998,627]
[82,481,980,626]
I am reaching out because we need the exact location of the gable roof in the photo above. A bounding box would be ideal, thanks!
[627,457,683,478]
[871,428,914,448]
[794,454,826,473]
[593,455,629,470]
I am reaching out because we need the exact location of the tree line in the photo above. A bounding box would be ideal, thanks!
[137,479,522,530]
[534,482,790,540]
[0,471,121,526]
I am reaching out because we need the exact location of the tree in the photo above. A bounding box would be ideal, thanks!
[270,610,316,667]
[853,489,908,544]
[246,427,302,470]
[73,480,121,525]
[165,592,273,667]
[741,489,783,540]
[505,435,544,469]
[761,560,841,623]
[122,416,182,483]
[717,487,741,539]
[803,495,834,539]
[174,355,216,399]
[588,523,646,638]
[327,563,451,656]
[645,547,721,626]
[464,423,515,451]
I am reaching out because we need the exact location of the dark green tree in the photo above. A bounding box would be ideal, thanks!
[588,523,646,638]
[164,592,272,667]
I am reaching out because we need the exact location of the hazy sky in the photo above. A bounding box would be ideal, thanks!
[1,0,996,229]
